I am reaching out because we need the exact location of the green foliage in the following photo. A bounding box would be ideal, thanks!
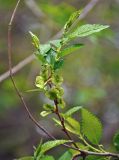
[58,151,72,160]
[113,132,119,151]
[63,10,81,35]
[67,24,109,40]
[81,108,102,145]
[39,140,69,155]
[59,44,84,57]
[18,7,115,160]
[40,155,55,160]
[64,106,82,118]
[29,31,40,49]
[35,76,45,89]
[53,117,80,135]
[40,110,51,117]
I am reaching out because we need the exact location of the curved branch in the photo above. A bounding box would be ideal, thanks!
[8,0,55,140]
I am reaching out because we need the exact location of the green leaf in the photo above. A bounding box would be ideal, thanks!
[45,49,56,65]
[40,140,69,155]
[63,10,81,35]
[45,88,59,100]
[53,59,64,70]
[113,132,119,151]
[43,104,54,111]
[40,111,51,117]
[81,108,102,145]
[66,117,80,135]
[39,40,61,56]
[49,39,61,48]
[59,44,83,57]
[53,117,80,135]
[40,155,55,160]
[58,151,72,160]
[65,106,82,118]
[17,157,34,160]
[40,44,51,56]
[52,74,63,85]
[34,139,43,159]
[68,24,109,40]
[29,31,40,48]
[35,76,45,89]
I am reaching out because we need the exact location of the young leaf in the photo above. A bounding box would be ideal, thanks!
[40,44,51,56]
[58,151,72,160]
[59,44,84,57]
[53,59,64,70]
[49,39,62,48]
[40,155,55,160]
[45,88,59,100]
[63,10,81,35]
[35,76,45,89]
[66,117,80,135]
[65,106,82,118]
[40,140,69,155]
[40,111,51,117]
[34,139,43,159]
[68,24,109,40]
[29,31,40,49]
[113,132,119,151]
[81,108,102,145]
[45,49,56,65]
[53,117,80,135]
[43,104,54,111]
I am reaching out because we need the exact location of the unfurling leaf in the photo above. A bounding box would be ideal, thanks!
[113,132,119,151]
[68,24,109,40]
[29,31,40,48]
[53,117,80,135]
[53,59,64,70]
[52,74,63,85]
[65,106,82,118]
[40,140,69,155]
[81,108,102,144]
[35,76,45,89]
[59,44,84,57]
[43,104,54,111]
[40,111,51,117]
[45,88,59,100]
[63,10,81,35]
[58,151,72,160]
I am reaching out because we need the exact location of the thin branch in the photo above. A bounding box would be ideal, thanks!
[54,99,78,149]
[1,0,99,83]
[72,151,119,160]
[8,0,55,140]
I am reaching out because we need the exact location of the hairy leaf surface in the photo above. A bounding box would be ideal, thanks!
[81,108,102,144]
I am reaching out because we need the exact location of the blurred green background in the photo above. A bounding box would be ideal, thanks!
[0,0,119,159]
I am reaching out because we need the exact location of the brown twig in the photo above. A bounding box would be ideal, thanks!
[8,0,55,141]
[1,0,99,83]
[54,99,78,149]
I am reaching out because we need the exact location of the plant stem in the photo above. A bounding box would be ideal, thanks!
[54,99,78,149]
